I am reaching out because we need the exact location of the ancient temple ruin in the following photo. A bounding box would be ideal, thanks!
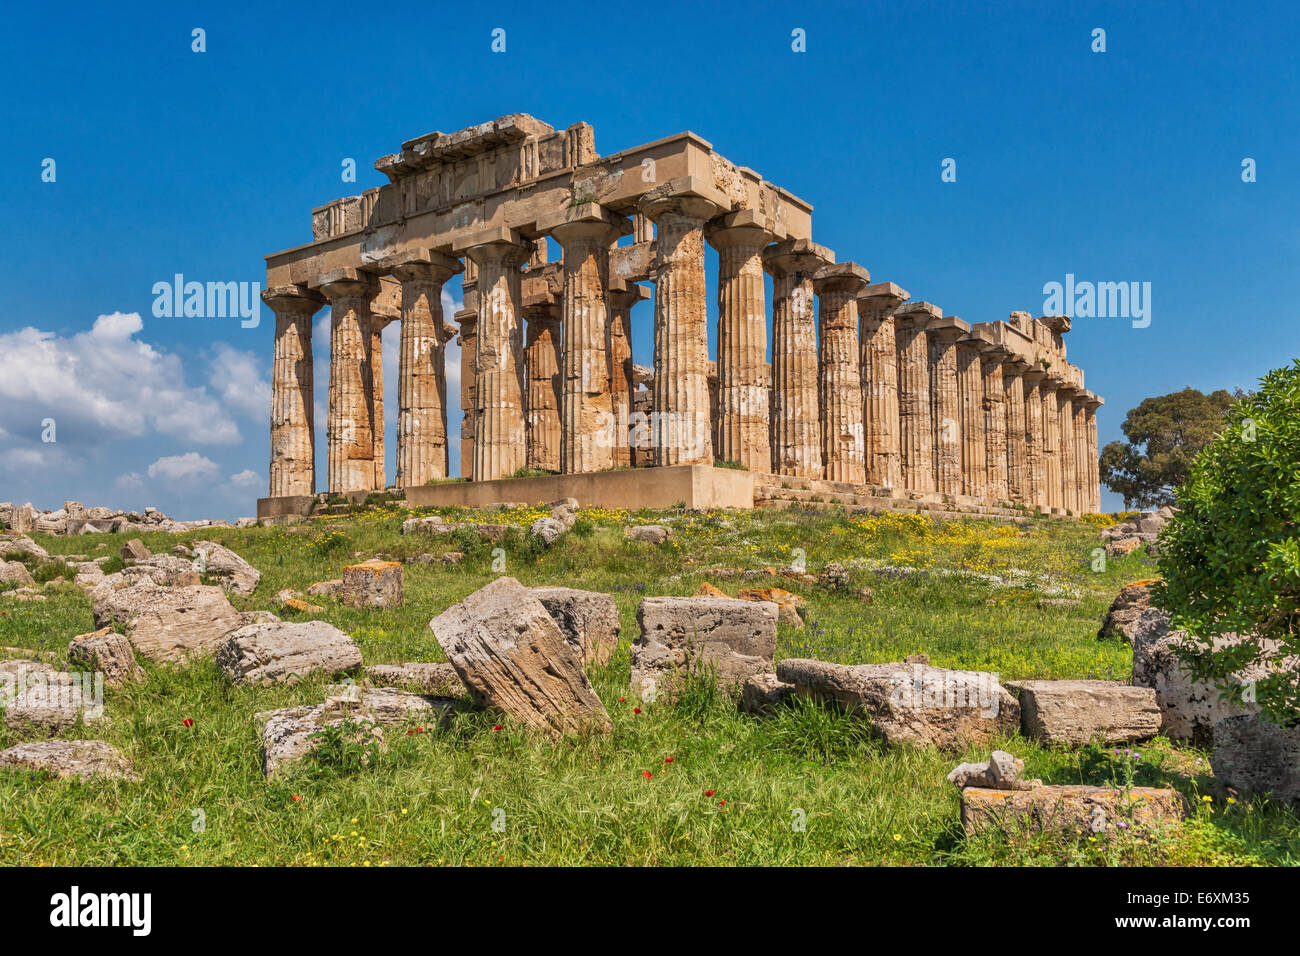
[259,114,1102,517]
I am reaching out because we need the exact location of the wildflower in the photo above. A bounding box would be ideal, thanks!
[493,724,503,732]
[719,800,726,806]
[183,718,194,728]
[291,795,302,802]
[618,697,626,703]
[1202,795,1213,803]
[664,757,674,764]
[633,707,641,714]
[642,771,653,780]
[704,790,715,797]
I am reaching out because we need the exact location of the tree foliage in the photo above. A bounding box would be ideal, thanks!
[1156,361,1300,725]
[1099,387,1240,508]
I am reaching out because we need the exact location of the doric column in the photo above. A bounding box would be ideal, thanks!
[762,239,832,478]
[368,310,393,490]
[894,301,942,492]
[1002,357,1029,503]
[813,262,871,483]
[542,204,628,474]
[264,285,324,498]
[858,282,909,489]
[454,307,477,477]
[1021,367,1047,508]
[638,188,728,466]
[521,299,562,474]
[607,281,649,468]
[462,230,530,481]
[1072,392,1091,513]
[1040,376,1062,511]
[956,335,987,499]
[979,344,1012,501]
[927,316,970,496]
[1084,393,1103,513]
[1057,385,1077,513]
[316,269,380,494]
[707,214,773,471]
[391,253,462,488]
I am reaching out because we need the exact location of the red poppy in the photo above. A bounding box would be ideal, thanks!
[183,718,193,728]
[618,697,626,703]
[415,727,424,734]
[704,790,715,797]
[642,771,653,780]
[493,724,503,731]
[291,795,302,802]
[664,757,674,763]
[406,729,414,735]
[719,800,726,806]
[633,707,641,714]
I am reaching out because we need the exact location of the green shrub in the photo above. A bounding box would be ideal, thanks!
[99,555,127,574]
[1157,359,1300,724]
[32,560,77,584]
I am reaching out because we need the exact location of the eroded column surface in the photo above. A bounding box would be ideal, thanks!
[895,301,942,492]
[928,316,970,497]
[1072,393,1091,514]
[639,193,725,466]
[392,255,461,488]
[454,308,477,478]
[522,302,562,473]
[264,285,324,498]
[548,208,626,474]
[858,282,909,489]
[1057,385,1077,514]
[607,281,647,468]
[317,270,381,494]
[813,262,871,483]
[956,336,987,499]
[763,239,831,478]
[1085,394,1103,513]
[1022,367,1047,509]
[980,346,1012,501]
[1040,377,1062,511]
[464,236,529,481]
[707,219,772,471]
[368,311,392,490]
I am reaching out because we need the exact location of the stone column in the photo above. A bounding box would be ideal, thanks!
[463,231,530,481]
[544,204,627,474]
[1021,367,1046,509]
[979,345,1012,501]
[454,308,477,477]
[264,285,324,498]
[956,336,987,499]
[1040,377,1061,511]
[857,282,909,489]
[813,263,871,483]
[1084,393,1103,513]
[1073,393,1092,513]
[762,239,831,478]
[316,269,380,494]
[927,316,970,497]
[368,311,392,490]
[638,190,727,466]
[522,300,562,473]
[707,215,773,471]
[607,281,648,468]
[392,254,461,488]
[894,301,942,492]
[1002,357,1029,504]
[1057,385,1077,513]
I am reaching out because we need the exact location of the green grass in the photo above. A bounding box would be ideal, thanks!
[1,504,1296,866]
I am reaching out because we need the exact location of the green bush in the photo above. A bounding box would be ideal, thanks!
[1157,359,1300,725]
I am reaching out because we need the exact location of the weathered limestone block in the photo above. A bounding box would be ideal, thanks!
[776,658,1019,750]
[216,620,362,685]
[529,516,568,546]
[92,582,242,664]
[1098,581,1164,644]
[1,535,48,560]
[531,585,620,666]
[121,538,151,561]
[307,579,342,598]
[737,586,804,628]
[1006,679,1161,745]
[740,673,795,715]
[625,524,671,544]
[631,596,777,699]
[402,515,451,536]
[190,540,261,596]
[0,560,34,588]
[365,662,466,697]
[946,750,1033,790]
[960,785,1188,837]
[67,627,145,686]
[428,577,611,737]
[3,671,105,736]
[341,560,403,609]
[1211,715,1300,807]
[0,740,138,782]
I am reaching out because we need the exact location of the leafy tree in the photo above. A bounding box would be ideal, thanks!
[1156,361,1300,725]
[1100,387,1240,508]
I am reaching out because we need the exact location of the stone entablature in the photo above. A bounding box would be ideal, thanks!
[262,114,1102,516]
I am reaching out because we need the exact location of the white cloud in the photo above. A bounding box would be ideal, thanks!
[210,343,271,420]
[147,452,219,482]
[229,469,261,489]
[115,471,145,492]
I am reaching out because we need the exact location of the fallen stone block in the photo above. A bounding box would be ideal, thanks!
[0,560,34,588]
[306,579,342,598]
[67,627,145,687]
[1007,680,1161,745]
[631,596,777,700]
[738,586,805,628]
[776,658,1019,750]
[0,536,48,560]
[428,577,611,738]
[1210,714,1300,807]
[131,554,202,586]
[530,516,568,546]
[740,673,795,715]
[2,671,106,736]
[342,560,403,609]
[402,515,449,536]
[531,586,620,667]
[960,784,1187,837]
[0,740,138,782]
[191,540,261,596]
[1098,580,1162,644]
[625,525,670,544]
[365,662,466,697]
[121,538,151,561]
[947,750,1036,790]
[216,620,362,685]
[93,582,242,664]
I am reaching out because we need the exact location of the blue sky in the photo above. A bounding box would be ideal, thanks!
[2,0,1296,518]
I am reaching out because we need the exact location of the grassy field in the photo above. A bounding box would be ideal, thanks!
[1,504,1297,866]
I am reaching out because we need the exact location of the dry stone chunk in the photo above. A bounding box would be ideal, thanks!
[216,620,362,685]
[1105,537,1143,558]
[440,552,464,566]
[428,577,611,738]
[530,516,568,546]
[132,554,202,586]
[241,610,281,626]
[631,596,777,700]
[740,673,795,715]
[1,536,48,560]
[365,662,466,697]
[1006,680,1161,745]
[625,525,670,544]
[960,784,1187,837]
[1210,715,1300,807]
[695,581,728,598]
[776,658,1020,751]
[67,627,145,687]
[0,560,34,588]
[191,540,261,596]
[402,516,451,536]
[92,582,242,664]
[307,579,342,598]
[121,538,151,561]
[0,740,138,782]
[341,560,403,609]
[738,586,805,628]
[3,671,105,736]
[1098,581,1162,643]
[947,750,1035,790]
[531,586,620,666]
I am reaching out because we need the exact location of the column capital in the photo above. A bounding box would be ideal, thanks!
[1082,390,1104,410]
[312,268,381,302]
[455,226,532,267]
[978,342,1014,366]
[857,281,910,318]
[389,249,464,285]
[812,261,870,295]
[609,281,651,310]
[538,201,630,245]
[636,176,730,223]
[894,300,943,329]
[262,284,325,315]
[1038,314,1072,334]
[927,315,971,340]
[762,238,834,277]
[1022,365,1048,386]
[705,208,779,249]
